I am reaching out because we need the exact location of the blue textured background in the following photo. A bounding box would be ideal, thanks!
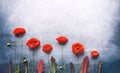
[0,0,120,73]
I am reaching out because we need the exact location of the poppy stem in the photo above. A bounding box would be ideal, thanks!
[48,55,50,73]
[61,46,64,65]
[48,54,50,66]
[91,60,95,73]
[14,45,16,71]
[20,35,23,61]
[28,59,30,73]
[60,70,62,73]
[18,35,23,64]
[60,46,64,73]
[76,58,78,73]
[32,50,34,73]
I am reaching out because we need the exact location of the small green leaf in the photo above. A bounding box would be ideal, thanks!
[14,65,20,73]
[63,64,67,73]
[59,64,67,73]
[48,69,51,73]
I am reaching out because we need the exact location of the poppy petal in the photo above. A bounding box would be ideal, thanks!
[56,36,68,44]
[42,44,53,54]
[13,27,26,36]
[91,51,99,57]
[26,38,40,49]
[72,43,85,55]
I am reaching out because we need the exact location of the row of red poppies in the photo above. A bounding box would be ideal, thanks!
[13,27,99,57]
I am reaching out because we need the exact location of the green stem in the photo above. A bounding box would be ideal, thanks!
[64,69,66,73]
[28,59,30,73]
[92,61,95,73]
[60,70,62,73]
[76,58,78,73]
[18,35,22,64]
[64,64,66,73]
[32,51,34,73]
[20,35,22,61]
[61,46,63,65]
[48,55,50,73]
[48,55,50,66]
[14,45,16,70]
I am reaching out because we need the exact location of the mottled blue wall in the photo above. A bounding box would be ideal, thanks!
[0,0,120,73]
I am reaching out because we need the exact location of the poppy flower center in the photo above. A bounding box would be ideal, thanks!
[31,42,35,45]
[93,52,98,55]
[46,48,48,50]
[76,46,80,50]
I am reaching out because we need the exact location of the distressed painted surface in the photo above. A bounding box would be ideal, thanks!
[0,0,120,73]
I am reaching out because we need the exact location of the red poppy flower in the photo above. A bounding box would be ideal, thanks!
[13,27,26,36]
[26,38,40,49]
[91,51,99,57]
[56,36,68,44]
[72,43,85,54]
[42,44,53,54]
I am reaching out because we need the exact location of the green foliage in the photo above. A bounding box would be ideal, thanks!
[51,62,57,73]
[14,65,20,73]
[48,68,51,73]
[51,57,57,73]
[59,64,67,73]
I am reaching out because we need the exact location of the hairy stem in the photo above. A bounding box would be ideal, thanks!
[76,58,78,73]
[32,51,34,73]
[28,59,30,73]
[61,46,64,65]
[48,55,50,73]
[14,45,16,70]
[20,35,22,61]
[48,55,50,66]
[92,61,95,73]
